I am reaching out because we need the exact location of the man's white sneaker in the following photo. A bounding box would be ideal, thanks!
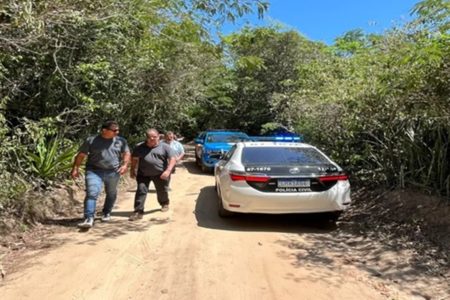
[101,214,111,222]
[78,218,94,229]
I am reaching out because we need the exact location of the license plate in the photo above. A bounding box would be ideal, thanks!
[278,179,310,188]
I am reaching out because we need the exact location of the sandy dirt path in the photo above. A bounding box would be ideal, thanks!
[0,158,413,300]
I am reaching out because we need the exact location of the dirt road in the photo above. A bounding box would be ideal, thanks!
[0,159,432,299]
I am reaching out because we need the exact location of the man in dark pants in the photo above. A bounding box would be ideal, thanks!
[129,128,176,221]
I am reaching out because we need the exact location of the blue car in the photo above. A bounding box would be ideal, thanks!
[194,130,251,172]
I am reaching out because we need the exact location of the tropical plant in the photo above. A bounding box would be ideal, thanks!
[26,136,77,182]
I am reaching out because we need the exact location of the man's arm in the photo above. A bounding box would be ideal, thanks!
[71,152,87,179]
[176,142,185,161]
[160,156,176,180]
[118,151,131,175]
[129,156,139,179]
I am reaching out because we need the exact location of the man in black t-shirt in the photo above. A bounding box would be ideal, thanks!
[71,120,131,228]
[129,128,176,220]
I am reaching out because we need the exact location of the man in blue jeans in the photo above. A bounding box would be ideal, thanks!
[71,120,131,229]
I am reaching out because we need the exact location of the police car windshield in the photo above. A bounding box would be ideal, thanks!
[242,147,329,165]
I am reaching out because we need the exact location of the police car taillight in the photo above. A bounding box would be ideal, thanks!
[230,173,270,183]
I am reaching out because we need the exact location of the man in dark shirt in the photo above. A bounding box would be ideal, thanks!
[129,128,176,220]
[71,120,131,228]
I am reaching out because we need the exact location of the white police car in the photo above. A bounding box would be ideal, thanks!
[214,142,351,221]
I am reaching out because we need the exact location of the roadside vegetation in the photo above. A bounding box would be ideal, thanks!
[0,0,448,238]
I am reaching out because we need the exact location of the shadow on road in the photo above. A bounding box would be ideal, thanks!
[40,193,164,246]
[194,185,337,234]
[41,213,155,239]
[183,160,213,176]
[194,185,449,299]
[41,212,171,247]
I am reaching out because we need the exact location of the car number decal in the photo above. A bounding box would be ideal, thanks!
[278,179,310,188]
[245,166,271,172]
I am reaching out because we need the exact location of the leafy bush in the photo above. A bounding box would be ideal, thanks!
[26,136,77,182]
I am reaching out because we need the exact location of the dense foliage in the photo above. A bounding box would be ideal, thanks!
[0,0,448,225]
[206,0,449,197]
[0,0,268,222]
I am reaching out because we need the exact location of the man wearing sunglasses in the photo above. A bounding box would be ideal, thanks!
[71,120,131,229]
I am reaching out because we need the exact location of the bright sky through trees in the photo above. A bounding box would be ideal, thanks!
[222,0,420,44]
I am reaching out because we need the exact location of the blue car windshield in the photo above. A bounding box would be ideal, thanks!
[206,134,250,143]
[242,147,330,165]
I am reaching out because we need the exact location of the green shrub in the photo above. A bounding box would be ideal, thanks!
[26,136,77,182]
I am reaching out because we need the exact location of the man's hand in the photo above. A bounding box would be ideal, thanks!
[71,168,80,179]
[160,169,171,180]
[71,152,86,180]
[130,157,138,179]
[118,165,128,175]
